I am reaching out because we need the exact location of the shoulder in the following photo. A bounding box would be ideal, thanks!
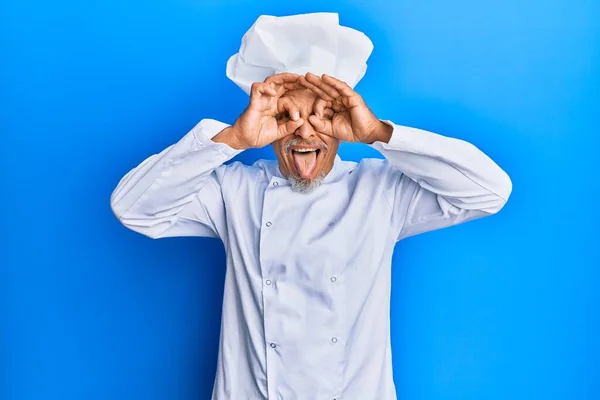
[251,158,281,178]
[215,158,277,185]
[353,156,396,178]
[350,157,408,199]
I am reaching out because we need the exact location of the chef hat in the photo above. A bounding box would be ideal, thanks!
[226,12,374,95]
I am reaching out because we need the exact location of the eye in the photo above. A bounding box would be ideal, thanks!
[321,107,335,120]
[276,112,290,121]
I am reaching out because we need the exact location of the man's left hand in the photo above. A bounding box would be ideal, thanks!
[299,73,392,144]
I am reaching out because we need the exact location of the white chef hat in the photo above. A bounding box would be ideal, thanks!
[226,12,374,95]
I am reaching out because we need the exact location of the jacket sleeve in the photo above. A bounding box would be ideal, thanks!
[370,121,512,241]
[110,118,243,239]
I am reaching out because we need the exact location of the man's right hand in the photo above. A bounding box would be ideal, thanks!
[213,73,305,150]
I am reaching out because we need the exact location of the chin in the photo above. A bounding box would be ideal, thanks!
[288,170,326,194]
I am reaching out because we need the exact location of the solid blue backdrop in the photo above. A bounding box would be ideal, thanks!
[2,1,599,399]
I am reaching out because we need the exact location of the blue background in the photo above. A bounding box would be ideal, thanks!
[2,1,599,399]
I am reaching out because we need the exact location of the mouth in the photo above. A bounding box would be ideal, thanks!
[289,146,324,179]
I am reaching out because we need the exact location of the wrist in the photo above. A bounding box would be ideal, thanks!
[363,120,393,144]
[374,121,393,143]
[212,126,250,150]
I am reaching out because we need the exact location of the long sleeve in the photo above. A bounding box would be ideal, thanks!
[110,118,243,239]
[370,121,512,241]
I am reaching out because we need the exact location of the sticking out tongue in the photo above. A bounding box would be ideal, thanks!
[292,150,318,179]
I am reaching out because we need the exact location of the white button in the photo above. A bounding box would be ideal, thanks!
[330,276,337,282]
[331,337,338,343]
[329,221,334,226]
[270,343,277,348]
[273,182,278,186]
[266,279,272,285]
[266,222,272,227]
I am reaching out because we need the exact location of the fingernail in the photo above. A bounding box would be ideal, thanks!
[293,112,299,120]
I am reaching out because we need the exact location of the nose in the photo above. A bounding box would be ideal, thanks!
[294,119,316,140]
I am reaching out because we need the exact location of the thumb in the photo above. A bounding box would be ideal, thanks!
[308,115,333,136]
[278,117,304,137]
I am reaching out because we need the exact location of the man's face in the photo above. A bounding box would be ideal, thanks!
[271,89,340,193]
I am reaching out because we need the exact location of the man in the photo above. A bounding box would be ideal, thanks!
[110,13,511,400]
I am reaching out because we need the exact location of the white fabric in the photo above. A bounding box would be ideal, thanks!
[110,120,512,400]
[226,13,374,95]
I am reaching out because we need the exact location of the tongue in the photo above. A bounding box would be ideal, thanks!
[292,151,317,179]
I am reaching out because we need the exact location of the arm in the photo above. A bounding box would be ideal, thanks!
[297,74,511,241]
[110,119,244,239]
[370,121,512,241]
[110,73,305,240]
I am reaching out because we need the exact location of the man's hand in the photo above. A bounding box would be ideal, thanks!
[215,73,306,150]
[299,73,392,144]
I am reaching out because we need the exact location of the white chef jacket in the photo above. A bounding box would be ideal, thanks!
[110,118,512,400]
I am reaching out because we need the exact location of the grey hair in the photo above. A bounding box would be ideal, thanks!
[288,170,326,194]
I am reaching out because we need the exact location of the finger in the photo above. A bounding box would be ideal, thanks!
[274,83,286,97]
[249,82,278,112]
[253,82,277,97]
[332,99,346,113]
[273,82,305,98]
[265,73,301,85]
[308,115,334,136]
[299,75,335,101]
[250,82,261,98]
[265,74,304,97]
[313,97,330,118]
[279,117,304,137]
[249,83,264,106]
[322,74,364,105]
[283,82,305,91]
[305,72,341,100]
[278,97,300,121]
[268,82,279,96]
